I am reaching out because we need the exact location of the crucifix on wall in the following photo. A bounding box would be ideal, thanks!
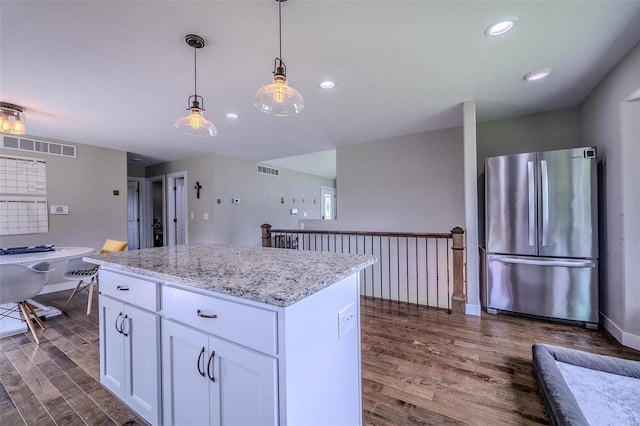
[194,181,202,199]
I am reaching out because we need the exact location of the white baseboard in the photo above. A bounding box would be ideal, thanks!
[601,313,640,351]
[466,303,481,316]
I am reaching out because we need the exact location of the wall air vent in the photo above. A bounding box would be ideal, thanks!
[257,164,280,177]
[2,135,77,158]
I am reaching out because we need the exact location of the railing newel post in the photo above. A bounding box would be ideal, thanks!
[450,226,466,315]
[261,224,272,247]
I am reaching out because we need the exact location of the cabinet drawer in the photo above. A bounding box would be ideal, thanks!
[163,286,278,355]
[99,269,160,312]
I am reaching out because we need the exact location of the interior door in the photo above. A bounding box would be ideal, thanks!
[538,148,598,258]
[127,181,140,250]
[485,152,538,255]
[166,173,187,246]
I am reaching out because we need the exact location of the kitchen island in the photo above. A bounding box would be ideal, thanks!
[86,244,376,426]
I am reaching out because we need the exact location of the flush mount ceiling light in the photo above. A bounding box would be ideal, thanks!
[0,102,26,135]
[524,68,552,81]
[484,17,517,36]
[253,0,304,116]
[225,113,240,119]
[175,34,218,137]
[319,81,336,90]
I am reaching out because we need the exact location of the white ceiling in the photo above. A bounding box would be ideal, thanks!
[2,1,640,178]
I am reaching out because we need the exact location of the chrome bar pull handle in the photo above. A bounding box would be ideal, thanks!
[527,161,535,247]
[541,160,549,247]
[197,310,217,319]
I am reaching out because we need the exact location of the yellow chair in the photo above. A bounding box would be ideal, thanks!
[62,239,128,315]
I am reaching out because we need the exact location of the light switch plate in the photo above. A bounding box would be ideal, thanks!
[338,303,356,339]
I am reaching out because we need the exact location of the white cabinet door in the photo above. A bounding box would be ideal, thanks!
[99,295,160,425]
[99,295,125,397]
[123,304,161,425]
[162,319,278,426]
[211,335,278,426]
[162,319,211,426]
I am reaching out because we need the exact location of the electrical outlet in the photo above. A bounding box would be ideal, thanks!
[338,303,356,339]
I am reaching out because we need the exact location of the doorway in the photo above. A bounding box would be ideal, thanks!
[166,172,188,246]
[321,187,336,220]
[144,175,165,248]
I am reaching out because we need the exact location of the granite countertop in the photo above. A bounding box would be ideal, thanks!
[86,244,376,307]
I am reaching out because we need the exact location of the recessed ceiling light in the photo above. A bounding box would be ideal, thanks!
[523,68,552,81]
[320,81,336,89]
[225,113,239,119]
[485,18,517,36]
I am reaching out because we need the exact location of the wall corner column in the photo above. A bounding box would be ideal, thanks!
[462,100,481,316]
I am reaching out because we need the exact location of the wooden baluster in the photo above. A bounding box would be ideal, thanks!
[450,227,466,314]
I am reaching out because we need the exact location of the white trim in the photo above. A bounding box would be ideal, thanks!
[465,303,481,316]
[601,313,640,351]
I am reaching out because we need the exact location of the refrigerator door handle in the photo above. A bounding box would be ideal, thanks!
[540,160,549,247]
[527,161,535,247]
[490,256,595,268]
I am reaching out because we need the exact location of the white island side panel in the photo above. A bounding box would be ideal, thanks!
[279,273,362,426]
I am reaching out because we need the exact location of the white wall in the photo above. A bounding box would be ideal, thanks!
[212,154,334,247]
[147,153,335,247]
[146,154,216,244]
[302,127,465,233]
[477,108,581,175]
[579,41,640,349]
[0,142,127,251]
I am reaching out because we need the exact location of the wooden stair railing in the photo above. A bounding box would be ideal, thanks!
[261,224,467,314]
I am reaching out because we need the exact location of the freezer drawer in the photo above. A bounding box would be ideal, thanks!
[485,254,598,324]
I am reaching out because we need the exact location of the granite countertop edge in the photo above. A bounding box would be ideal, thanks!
[85,245,377,307]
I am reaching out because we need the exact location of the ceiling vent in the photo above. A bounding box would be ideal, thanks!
[2,135,76,158]
[257,164,280,177]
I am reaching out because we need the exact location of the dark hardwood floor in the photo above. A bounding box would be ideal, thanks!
[0,290,146,426]
[360,298,640,425]
[2,290,639,425]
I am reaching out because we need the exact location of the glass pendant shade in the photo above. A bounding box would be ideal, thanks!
[254,74,304,116]
[0,102,26,135]
[254,0,304,116]
[175,106,217,136]
[176,34,217,137]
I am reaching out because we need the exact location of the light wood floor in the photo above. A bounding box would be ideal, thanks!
[2,290,639,425]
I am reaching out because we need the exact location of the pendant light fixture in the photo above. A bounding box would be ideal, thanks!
[175,34,217,136]
[253,0,304,116]
[0,102,26,135]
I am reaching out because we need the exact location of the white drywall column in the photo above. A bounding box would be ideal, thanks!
[463,100,481,315]
[621,99,640,349]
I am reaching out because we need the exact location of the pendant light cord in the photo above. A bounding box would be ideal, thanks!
[278,0,282,60]
[193,46,198,97]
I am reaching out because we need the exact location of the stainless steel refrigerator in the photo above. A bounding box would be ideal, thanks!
[484,147,599,328]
